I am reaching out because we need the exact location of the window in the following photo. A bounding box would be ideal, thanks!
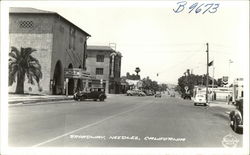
[69,27,76,50]
[19,21,34,29]
[96,55,104,62]
[96,68,104,75]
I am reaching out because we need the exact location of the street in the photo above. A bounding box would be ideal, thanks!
[9,94,242,147]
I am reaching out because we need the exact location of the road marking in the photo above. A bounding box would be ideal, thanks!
[31,103,149,147]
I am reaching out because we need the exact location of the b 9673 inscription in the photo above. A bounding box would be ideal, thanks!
[173,1,220,14]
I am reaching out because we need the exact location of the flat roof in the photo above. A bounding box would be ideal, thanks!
[87,46,115,51]
[9,7,91,37]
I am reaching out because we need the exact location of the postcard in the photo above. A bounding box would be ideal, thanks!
[1,1,249,155]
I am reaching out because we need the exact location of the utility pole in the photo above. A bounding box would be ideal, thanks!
[206,43,209,105]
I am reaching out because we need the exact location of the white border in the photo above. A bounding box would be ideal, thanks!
[1,1,249,155]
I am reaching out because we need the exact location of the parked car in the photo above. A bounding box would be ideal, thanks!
[229,99,243,133]
[194,94,207,106]
[138,91,146,96]
[73,88,106,101]
[126,90,134,96]
[143,90,154,96]
[127,89,146,96]
[155,92,162,98]
[127,90,137,96]
[170,93,175,97]
[148,91,154,96]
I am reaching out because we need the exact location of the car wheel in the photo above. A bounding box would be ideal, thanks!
[233,117,239,133]
[194,103,197,106]
[93,99,97,101]
[99,96,105,101]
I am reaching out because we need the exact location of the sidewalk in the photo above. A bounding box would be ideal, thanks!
[8,93,126,105]
[209,100,235,109]
[8,93,73,104]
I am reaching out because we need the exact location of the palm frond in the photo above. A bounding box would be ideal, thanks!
[11,46,20,58]
[9,52,18,60]
[21,47,36,60]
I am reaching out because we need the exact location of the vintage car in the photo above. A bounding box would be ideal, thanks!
[143,90,154,96]
[127,89,145,96]
[155,92,162,98]
[193,94,207,106]
[73,87,106,101]
[170,93,175,97]
[138,91,146,96]
[229,99,243,133]
[126,90,136,96]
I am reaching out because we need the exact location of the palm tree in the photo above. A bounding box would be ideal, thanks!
[9,46,42,94]
[135,67,141,75]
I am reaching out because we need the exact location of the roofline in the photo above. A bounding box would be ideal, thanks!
[87,46,115,51]
[10,9,91,37]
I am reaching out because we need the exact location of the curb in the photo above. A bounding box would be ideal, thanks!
[8,97,73,105]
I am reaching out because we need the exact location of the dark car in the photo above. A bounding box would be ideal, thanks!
[155,92,162,98]
[229,99,243,133]
[147,91,155,96]
[73,87,106,101]
[170,93,175,97]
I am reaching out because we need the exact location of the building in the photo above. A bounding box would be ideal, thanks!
[86,45,122,94]
[233,78,244,102]
[193,85,233,101]
[9,7,91,95]
[126,79,143,90]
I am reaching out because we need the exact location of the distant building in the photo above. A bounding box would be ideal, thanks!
[193,85,233,101]
[126,79,143,90]
[9,7,91,95]
[233,78,243,101]
[86,45,122,94]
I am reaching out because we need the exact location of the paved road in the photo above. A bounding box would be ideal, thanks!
[9,94,242,147]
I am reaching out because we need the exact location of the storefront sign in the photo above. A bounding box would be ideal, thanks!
[64,68,91,79]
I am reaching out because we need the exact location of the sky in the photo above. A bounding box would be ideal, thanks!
[4,1,250,84]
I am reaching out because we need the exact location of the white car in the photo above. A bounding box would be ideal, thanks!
[194,94,207,106]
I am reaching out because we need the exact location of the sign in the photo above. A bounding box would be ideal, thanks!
[184,86,189,91]
[64,68,91,79]
[222,76,229,85]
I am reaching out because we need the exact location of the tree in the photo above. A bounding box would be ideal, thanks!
[217,78,223,87]
[126,72,140,80]
[9,46,42,94]
[141,76,159,92]
[135,67,141,75]
[159,84,168,91]
[177,69,217,96]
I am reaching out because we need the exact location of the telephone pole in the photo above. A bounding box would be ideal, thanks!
[206,43,209,105]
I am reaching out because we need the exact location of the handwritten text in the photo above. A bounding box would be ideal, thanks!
[173,1,220,14]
